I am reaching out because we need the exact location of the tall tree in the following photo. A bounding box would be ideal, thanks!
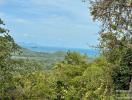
[88,0,132,90]
[0,18,18,98]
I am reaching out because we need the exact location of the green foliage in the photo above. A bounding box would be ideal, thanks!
[0,25,115,99]
[0,19,19,99]
[49,53,114,100]
[1,0,131,98]
[112,47,132,90]
[12,71,55,99]
[89,0,131,36]
[63,51,88,66]
[51,52,89,100]
[89,0,132,90]
[82,57,114,100]
[12,48,66,70]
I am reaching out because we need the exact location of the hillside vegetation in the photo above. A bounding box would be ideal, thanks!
[12,48,66,69]
[0,0,132,99]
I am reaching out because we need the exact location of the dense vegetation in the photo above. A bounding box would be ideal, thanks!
[89,0,132,90]
[0,0,132,99]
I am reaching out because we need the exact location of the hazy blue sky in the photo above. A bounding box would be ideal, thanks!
[0,0,100,48]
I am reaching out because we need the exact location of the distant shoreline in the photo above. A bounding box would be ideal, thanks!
[21,45,99,57]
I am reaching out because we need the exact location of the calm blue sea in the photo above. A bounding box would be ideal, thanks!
[23,46,99,57]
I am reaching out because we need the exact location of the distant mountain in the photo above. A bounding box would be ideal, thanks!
[12,46,97,69]
[30,46,98,57]
[17,42,39,48]
[17,42,99,57]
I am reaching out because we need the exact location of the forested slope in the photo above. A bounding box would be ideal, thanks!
[0,0,132,99]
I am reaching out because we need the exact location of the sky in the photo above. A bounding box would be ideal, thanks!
[0,0,100,49]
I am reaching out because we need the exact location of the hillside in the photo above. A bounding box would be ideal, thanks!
[12,48,66,69]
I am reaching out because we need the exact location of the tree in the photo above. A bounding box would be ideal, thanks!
[52,52,114,99]
[82,57,114,100]
[88,0,132,62]
[88,0,132,90]
[63,51,88,66]
[112,47,132,90]
[52,52,89,99]
[0,18,18,99]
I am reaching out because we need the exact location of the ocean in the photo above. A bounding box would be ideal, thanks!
[23,46,99,57]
